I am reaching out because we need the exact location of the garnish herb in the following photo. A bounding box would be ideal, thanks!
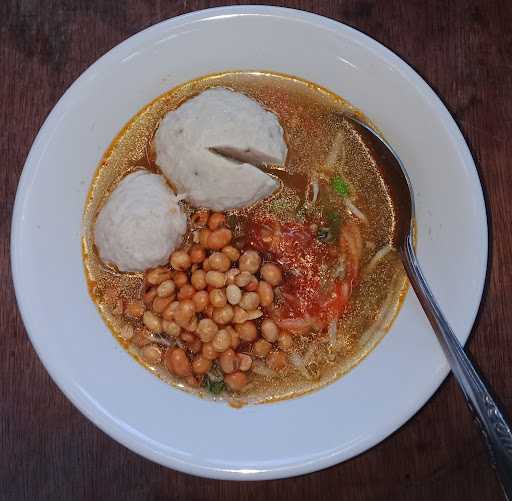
[202,375,226,395]
[331,176,350,197]
[327,211,341,226]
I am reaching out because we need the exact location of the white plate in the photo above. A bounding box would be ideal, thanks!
[11,6,487,479]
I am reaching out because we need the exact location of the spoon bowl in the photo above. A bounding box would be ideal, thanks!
[342,115,414,249]
[344,114,512,500]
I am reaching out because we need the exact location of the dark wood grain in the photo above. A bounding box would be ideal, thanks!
[2,1,511,499]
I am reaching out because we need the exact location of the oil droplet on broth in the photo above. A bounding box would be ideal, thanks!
[82,71,408,405]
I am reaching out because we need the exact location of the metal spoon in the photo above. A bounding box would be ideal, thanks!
[343,115,512,499]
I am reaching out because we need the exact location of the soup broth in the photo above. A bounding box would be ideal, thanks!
[83,71,408,405]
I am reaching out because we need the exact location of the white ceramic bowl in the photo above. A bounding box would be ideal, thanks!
[11,6,487,479]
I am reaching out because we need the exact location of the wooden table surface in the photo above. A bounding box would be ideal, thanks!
[2,1,511,499]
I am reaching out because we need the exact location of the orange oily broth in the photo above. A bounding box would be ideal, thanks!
[82,71,408,404]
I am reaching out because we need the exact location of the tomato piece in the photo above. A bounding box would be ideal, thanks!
[248,215,359,331]
[321,280,351,322]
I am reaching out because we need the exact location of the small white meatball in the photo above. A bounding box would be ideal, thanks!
[95,171,186,272]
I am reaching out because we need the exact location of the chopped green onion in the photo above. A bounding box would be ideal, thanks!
[202,375,226,395]
[324,211,342,242]
[226,214,237,228]
[331,176,350,197]
[327,211,341,226]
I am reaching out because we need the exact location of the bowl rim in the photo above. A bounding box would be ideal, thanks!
[11,5,488,480]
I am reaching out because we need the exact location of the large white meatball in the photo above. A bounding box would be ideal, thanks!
[94,170,186,272]
[154,87,287,211]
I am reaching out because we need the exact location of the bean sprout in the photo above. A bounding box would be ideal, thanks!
[365,245,393,275]
[328,320,337,352]
[326,131,346,169]
[252,360,276,377]
[289,352,311,379]
[344,198,368,224]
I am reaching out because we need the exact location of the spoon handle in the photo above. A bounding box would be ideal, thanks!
[402,235,512,499]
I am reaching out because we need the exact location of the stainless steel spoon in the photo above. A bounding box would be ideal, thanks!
[343,115,512,498]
